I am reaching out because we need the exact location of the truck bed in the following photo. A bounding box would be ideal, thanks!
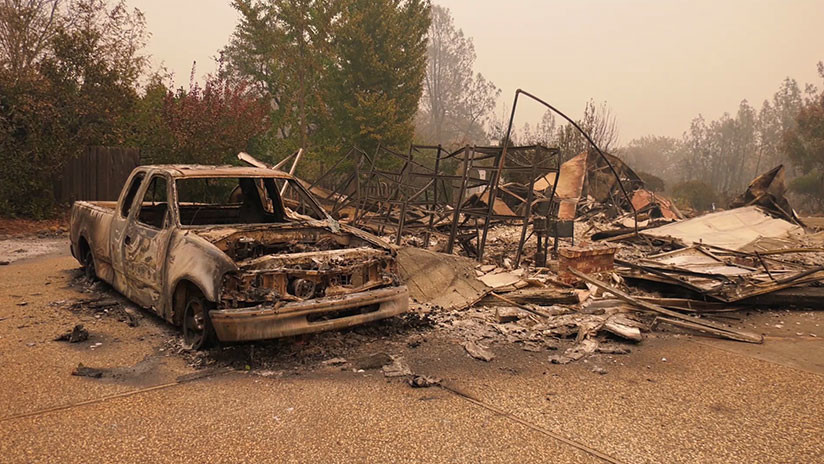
[70,200,117,282]
[76,201,118,211]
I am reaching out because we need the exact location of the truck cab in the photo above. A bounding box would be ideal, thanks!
[70,165,408,349]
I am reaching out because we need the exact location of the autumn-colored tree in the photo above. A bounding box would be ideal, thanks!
[224,0,430,175]
[154,69,270,166]
[0,0,146,217]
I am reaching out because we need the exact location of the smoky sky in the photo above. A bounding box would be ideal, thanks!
[133,0,823,143]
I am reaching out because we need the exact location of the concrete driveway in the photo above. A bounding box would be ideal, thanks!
[1,247,822,463]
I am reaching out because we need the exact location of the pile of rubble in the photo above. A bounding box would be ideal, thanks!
[242,150,824,366]
[382,163,823,365]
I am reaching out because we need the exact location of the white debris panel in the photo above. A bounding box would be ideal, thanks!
[640,206,802,251]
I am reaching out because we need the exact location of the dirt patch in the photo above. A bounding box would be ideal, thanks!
[0,236,67,264]
[165,311,435,375]
[70,355,171,386]
[0,215,69,240]
[0,216,68,238]
[50,271,146,326]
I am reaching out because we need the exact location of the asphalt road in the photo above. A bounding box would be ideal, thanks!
[1,247,823,463]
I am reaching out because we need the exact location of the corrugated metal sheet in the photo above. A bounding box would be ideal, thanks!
[640,206,802,251]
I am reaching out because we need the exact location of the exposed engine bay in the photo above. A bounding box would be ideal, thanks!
[196,226,400,309]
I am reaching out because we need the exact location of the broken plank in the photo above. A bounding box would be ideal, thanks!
[487,292,557,319]
[479,287,579,307]
[567,268,763,344]
[603,319,643,342]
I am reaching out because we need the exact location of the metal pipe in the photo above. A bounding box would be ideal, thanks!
[425,145,443,248]
[446,147,473,254]
[514,161,538,267]
[504,89,639,236]
[279,148,304,196]
[394,146,415,245]
[477,101,519,261]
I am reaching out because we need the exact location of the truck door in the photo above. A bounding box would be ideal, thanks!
[119,174,174,311]
[110,170,145,299]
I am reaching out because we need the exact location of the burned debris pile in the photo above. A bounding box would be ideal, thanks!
[288,143,824,365]
[297,144,562,263]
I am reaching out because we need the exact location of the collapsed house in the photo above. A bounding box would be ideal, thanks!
[233,86,824,364]
[248,78,821,362]
[301,143,562,265]
[280,140,823,362]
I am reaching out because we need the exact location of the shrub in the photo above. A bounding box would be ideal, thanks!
[637,171,665,192]
[670,180,718,212]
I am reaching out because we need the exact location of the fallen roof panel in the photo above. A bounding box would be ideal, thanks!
[639,206,802,251]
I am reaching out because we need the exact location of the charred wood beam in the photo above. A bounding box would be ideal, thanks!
[568,268,763,344]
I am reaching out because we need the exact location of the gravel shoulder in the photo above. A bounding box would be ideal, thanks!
[1,249,823,463]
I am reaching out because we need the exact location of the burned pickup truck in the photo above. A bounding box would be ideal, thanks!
[70,165,408,349]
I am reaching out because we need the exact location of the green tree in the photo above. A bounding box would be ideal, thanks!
[753,78,804,176]
[225,0,429,174]
[416,4,498,147]
[636,171,665,192]
[619,135,681,187]
[0,69,69,216]
[671,180,718,212]
[332,0,430,156]
[224,0,338,160]
[39,0,147,147]
[717,100,756,192]
[678,100,759,195]
[0,0,62,82]
[127,73,172,162]
[783,62,824,211]
[0,0,147,217]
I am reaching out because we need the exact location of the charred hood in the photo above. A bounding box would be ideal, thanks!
[189,221,399,308]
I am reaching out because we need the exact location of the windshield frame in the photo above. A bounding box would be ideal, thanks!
[172,175,331,228]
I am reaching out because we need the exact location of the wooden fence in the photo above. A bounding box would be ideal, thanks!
[55,146,141,203]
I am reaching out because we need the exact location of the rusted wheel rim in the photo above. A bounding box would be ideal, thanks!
[183,298,206,350]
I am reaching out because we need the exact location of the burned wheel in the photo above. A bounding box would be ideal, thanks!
[83,249,97,280]
[182,295,214,350]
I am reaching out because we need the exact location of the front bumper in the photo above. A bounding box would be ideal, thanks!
[209,285,409,342]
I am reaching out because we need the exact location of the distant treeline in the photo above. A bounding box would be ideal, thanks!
[0,0,431,218]
[2,1,822,217]
[617,67,824,212]
[507,65,824,213]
